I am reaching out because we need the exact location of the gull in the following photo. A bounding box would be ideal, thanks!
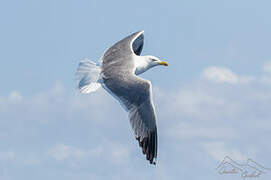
[76,31,168,164]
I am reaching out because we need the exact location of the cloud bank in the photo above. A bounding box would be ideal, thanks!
[0,64,271,180]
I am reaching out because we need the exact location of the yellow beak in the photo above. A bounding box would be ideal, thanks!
[159,61,169,66]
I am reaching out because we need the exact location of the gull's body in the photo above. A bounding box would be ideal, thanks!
[76,31,168,164]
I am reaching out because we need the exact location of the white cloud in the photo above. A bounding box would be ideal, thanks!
[0,71,270,179]
[8,91,22,103]
[0,91,23,111]
[203,142,247,162]
[263,61,271,73]
[48,144,102,161]
[48,143,130,164]
[110,143,130,164]
[159,86,243,122]
[167,122,237,140]
[202,66,239,83]
[201,66,254,84]
[0,151,15,160]
[259,76,271,84]
[172,89,225,114]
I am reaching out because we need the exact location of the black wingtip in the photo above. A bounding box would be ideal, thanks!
[135,130,157,165]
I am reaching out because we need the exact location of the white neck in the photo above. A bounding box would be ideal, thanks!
[134,56,152,75]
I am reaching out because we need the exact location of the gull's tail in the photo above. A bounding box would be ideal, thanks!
[76,59,102,94]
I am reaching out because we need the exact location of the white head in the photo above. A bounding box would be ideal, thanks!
[145,55,168,67]
[135,55,168,75]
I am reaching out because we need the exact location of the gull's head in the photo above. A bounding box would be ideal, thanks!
[146,55,168,67]
[135,55,168,75]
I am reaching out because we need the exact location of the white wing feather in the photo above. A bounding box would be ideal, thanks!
[76,59,101,94]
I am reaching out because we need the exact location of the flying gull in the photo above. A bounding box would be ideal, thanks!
[76,31,168,165]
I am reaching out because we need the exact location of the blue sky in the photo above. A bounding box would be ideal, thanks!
[0,0,271,180]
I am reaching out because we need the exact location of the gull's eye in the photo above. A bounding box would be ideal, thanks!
[152,59,158,62]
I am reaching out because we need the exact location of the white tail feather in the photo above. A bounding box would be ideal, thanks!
[76,59,101,94]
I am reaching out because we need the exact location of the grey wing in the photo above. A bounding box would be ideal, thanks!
[101,31,157,164]
[129,82,158,165]
[101,31,144,77]
[102,75,158,165]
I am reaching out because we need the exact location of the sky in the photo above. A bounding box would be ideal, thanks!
[0,0,271,179]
